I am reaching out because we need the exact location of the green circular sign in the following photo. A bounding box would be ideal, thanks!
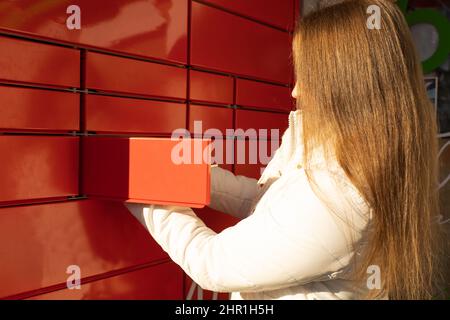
[398,1,450,73]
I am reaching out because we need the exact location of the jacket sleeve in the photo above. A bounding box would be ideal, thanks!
[209,166,259,219]
[125,169,369,293]
[209,126,293,219]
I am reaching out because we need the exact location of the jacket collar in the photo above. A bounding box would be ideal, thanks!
[289,109,339,171]
[288,109,304,167]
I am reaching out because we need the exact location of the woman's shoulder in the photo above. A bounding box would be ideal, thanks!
[274,163,369,213]
[262,161,371,243]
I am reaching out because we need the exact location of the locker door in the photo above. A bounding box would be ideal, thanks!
[234,138,281,179]
[189,105,233,137]
[191,2,291,84]
[85,95,186,134]
[0,36,79,88]
[0,136,79,204]
[28,261,183,300]
[190,70,233,105]
[0,200,168,299]
[235,109,288,140]
[0,86,79,133]
[236,78,294,112]
[189,105,234,170]
[85,52,186,99]
[200,0,295,31]
[0,0,188,63]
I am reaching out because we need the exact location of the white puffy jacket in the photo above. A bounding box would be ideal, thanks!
[126,109,372,300]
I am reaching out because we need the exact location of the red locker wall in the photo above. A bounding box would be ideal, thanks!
[0,0,299,300]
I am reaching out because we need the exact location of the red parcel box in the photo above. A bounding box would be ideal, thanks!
[83,137,212,208]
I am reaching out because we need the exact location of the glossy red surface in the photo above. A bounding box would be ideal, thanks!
[0,36,79,88]
[190,70,233,105]
[200,0,295,31]
[194,206,239,233]
[189,105,233,137]
[234,138,281,179]
[234,162,263,180]
[188,105,234,170]
[236,78,294,112]
[0,0,188,63]
[0,0,297,300]
[0,86,79,132]
[85,95,186,134]
[0,199,168,299]
[27,261,183,300]
[0,136,78,203]
[83,137,211,208]
[213,139,234,172]
[191,2,292,84]
[235,109,288,139]
[85,52,187,99]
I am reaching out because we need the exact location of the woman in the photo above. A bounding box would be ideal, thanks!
[126,0,446,299]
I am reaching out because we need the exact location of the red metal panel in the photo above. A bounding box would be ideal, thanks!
[234,139,281,179]
[83,137,211,208]
[0,0,188,64]
[0,199,168,299]
[210,139,234,171]
[188,106,233,170]
[85,95,186,134]
[85,52,186,99]
[234,162,262,180]
[189,105,233,136]
[191,2,291,84]
[0,86,79,132]
[236,79,294,112]
[0,36,79,88]
[0,136,78,204]
[235,109,288,139]
[27,262,183,300]
[194,206,239,233]
[201,0,294,31]
[190,70,233,105]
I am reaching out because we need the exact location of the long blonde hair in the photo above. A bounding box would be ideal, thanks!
[293,0,447,299]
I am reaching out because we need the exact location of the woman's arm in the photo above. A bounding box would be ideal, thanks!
[209,125,294,219]
[125,169,369,293]
[209,166,260,219]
